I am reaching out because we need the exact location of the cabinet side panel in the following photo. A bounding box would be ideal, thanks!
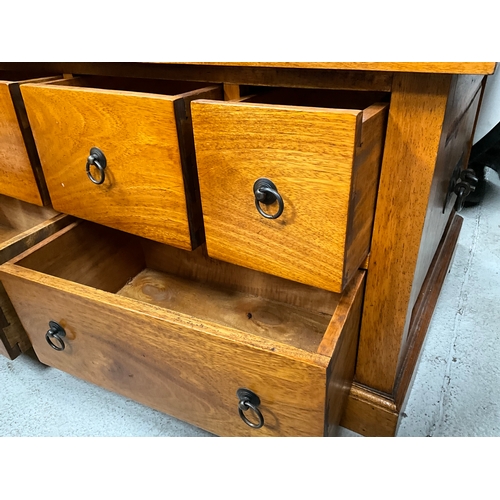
[355,73,452,393]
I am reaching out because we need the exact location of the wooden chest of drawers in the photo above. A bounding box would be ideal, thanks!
[0,62,495,437]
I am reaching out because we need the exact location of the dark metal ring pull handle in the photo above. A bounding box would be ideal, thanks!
[86,147,107,185]
[236,388,264,429]
[253,178,284,219]
[45,321,67,351]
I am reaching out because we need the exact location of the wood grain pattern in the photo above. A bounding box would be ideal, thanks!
[325,271,365,435]
[343,103,388,287]
[339,382,399,437]
[117,268,330,353]
[142,240,340,315]
[20,79,220,249]
[0,204,72,360]
[183,62,497,74]
[396,76,483,367]
[192,97,386,292]
[16,221,145,293]
[0,80,43,205]
[0,269,328,436]
[0,219,364,435]
[355,73,454,393]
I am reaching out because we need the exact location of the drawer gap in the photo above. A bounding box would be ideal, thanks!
[47,75,215,97]
[241,87,389,110]
[0,70,60,82]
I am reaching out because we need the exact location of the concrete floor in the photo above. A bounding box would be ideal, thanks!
[1,168,498,437]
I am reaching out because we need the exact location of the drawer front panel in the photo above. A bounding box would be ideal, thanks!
[0,200,70,359]
[21,84,193,249]
[192,100,362,292]
[0,82,43,205]
[1,273,328,437]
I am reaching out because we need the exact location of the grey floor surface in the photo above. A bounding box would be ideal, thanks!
[1,169,499,437]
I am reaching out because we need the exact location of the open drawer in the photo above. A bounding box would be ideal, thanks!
[0,194,71,359]
[0,70,62,206]
[192,88,389,292]
[20,76,223,250]
[0,220,365,436]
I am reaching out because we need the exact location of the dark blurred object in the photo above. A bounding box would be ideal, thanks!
[465,121,500,206]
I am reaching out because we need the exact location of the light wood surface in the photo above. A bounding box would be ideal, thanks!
[343,103,388,287]
[398,75,483,366]
[340,382,399,437]
[355,72,486,396]
[183,62,497,74]
[0,80,43,205]
[355,73,455,393]
[142,240,340,315]
[192,94,386,292]
[325,271,365,435]
[117,268,331,353]
[20,78,221,249]
[0,220,365,436]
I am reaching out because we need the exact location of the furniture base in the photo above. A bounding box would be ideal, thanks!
[341,211,463,436]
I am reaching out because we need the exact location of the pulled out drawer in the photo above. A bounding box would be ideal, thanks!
[0,70,61,206]
[0,220,365,436]
[21,76,223,250]
[0,194,70,359]
[192,88,388,292]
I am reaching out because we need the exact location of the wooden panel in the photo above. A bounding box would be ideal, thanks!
[0,267,331,437]
[343,103,388,287]
[0,63,395,92]
[117,268,330,353]
[183,62,497,74]
[356,73,454,393]
[0,281,28,359]
[0,212,72,359]
[340,382,399,437]
[0,81,43,205]
[20,81,217,249]
[192,99,362,292]
[397,77,483,367]
[325,272,365,436]
[395,212,463,410]
[142,240,340,316]
[0,194,57,232]
[224,83,240,100]
[16,221,145,293]
[342,212,462,436]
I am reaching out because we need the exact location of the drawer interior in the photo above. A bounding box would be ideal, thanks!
[46,75,216,97]
[241,86,389,111]
[0,194,57,246]
[14,221,345,354]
